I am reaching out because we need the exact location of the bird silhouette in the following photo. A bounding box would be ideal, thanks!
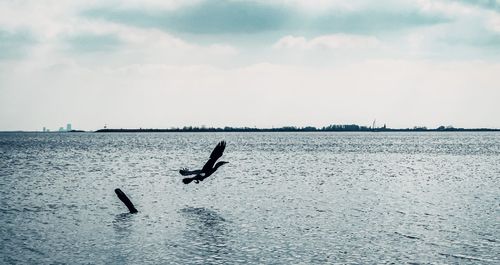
[180,141,228,184]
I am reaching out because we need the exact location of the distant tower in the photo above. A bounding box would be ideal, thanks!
[59,127,65,132]
[66,123,72,131]
[43,127,46,132]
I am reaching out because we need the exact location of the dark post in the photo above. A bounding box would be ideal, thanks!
[114,188,138,214]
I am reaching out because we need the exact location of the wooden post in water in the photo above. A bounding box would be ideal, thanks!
[114,188,138,214]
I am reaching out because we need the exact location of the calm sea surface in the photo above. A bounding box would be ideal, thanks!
[0,132,499,264]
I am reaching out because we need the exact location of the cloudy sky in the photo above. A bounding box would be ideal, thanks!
[1,0,499,131]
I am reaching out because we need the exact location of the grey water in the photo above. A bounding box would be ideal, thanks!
[0,132,499,264]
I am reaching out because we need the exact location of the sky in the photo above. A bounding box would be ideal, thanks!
[0,0,499,131]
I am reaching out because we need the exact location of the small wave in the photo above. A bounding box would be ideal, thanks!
[394,231,420,240]
[439,252,494,262]
[22,206,44,213]
[484,237,496,243]
[0,207,22,214]
[23,246,45,256]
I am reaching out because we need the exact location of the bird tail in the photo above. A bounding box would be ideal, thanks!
[182,177,194,184]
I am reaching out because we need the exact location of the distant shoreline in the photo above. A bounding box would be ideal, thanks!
[2,125,499,133]
[94,126,500,133]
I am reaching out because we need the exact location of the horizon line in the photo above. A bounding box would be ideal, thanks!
[2,124,500,133]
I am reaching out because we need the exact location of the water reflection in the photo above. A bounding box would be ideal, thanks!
[113,213,134,235]
[180,207,233,264]
[110,213,136,264]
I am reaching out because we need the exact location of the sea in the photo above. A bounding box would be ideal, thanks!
[0,132,499,264]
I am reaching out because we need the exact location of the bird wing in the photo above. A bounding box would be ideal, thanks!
[202,141,226,172]
[210,141,226,160]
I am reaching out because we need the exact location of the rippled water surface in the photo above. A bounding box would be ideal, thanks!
[1,132,499,264]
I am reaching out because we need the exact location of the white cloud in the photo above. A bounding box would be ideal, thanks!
[416,0,476,16]
[273,34,380,50]
[266,0,423,13]
[487,13,500,32]
[207,44,239,56]
[109,0,202,10]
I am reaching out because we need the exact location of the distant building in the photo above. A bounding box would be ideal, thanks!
[43,127,46,132]
[67,123,72,131]
[59,127,65,132]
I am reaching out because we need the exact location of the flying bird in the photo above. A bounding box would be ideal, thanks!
[180,141,228,184]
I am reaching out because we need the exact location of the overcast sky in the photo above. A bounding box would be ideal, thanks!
[1,0,499,131]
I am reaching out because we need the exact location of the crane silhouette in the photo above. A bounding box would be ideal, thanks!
[180,141,228,184]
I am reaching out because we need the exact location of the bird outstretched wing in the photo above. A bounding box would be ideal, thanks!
[202,141,226,172]
[210,141,226,160]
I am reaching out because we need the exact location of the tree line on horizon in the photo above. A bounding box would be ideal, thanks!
[94,124,499,132]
